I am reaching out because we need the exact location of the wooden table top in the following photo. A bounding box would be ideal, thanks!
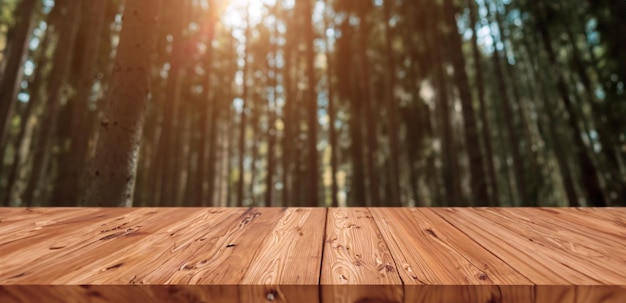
[0,207,624,303]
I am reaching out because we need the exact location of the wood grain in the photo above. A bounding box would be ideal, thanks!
[503,208,625,262]
[370,208,533,303]
[135,207,285,285]
[434,208,626,302]
[0,207,624,303]
[321,208,403,303]
[53,208,246,284]
[240,208,326,303]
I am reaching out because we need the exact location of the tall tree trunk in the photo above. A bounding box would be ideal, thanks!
[22,1,81,206]
[429,4,463,206]
[175,93,192,205]
[82,0,162,207]
[349,87,366,207]
[444,0,489,206]
[468,0,499,205]
[2,28,51,206]
[304,0,319,207]
[339,21,366,207]
[357,12,380,207]
[493,3,541,203]
[324,0,339,207]
[521,33,579,207]
[265,6,280,207]
[156,1,188,206]
[382,0,402,207]
[536,19,606,206]
[485,3,529,206]
[281,24,293,207]
[196,6,218,206]
[51,0,107,205]
[248,101,260,206]
[0,0,37,168]
[565,24,625,205]
[236,11,251,207]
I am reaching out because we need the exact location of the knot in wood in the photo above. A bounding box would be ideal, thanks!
[266,290,278,301]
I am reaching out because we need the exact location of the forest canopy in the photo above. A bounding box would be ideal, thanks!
[0,0,624,207]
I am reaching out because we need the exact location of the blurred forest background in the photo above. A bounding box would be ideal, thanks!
[0,0,624,207]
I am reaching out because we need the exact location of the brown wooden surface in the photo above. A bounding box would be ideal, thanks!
[0,207,624,303]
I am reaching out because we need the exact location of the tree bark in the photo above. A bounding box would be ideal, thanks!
[281,14,293,207]
[521,33,579,207]
[2,27,50,206]
[82,0,162,207]
[0,0,37,168]
[236,11,251,207]
[197,5,218,206]
[324,0,339,207]
[265,4,280,207]
[537,19,606,206]
[485,3,529,206]
[382,0,402,207]
[304,0,319,207]
[444,0,489,206]
[357,11,380,207]
[430,3,463,206]
[51,0,108,205]
[155,1,188,206]
[22,1,81,206]
[468,0,499,206]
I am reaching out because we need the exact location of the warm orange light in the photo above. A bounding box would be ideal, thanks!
[222,0,271,27]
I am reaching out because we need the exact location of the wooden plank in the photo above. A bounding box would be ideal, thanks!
[505,208,626,260]
[370,208,533,303]
[0,208,285,302]
[471,208,626,283]
[562,208,626,240]
[51,208,283,285]
[434,208,626,303]
[575,207,626,223]
[520,208,626,243]
[137,207,284,285]
[50,208,246,284]
[321,208,403,303]
[0,208,199,283]
[240,208,326,303]
[0,208,112,244]
[1,207,625,303]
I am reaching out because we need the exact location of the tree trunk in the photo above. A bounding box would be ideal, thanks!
[493,4,541,203]
[82,0,162,207]
[22,1,81,206]
[265,6,280,207]
[521,33,579,207]
[324,0,339,207]
[248,101,260,206]
[537,20,606,207]
[485,3,529,206]
[429,4,463,206]
[236,11,251,207]
[444,0,489,206]
[156,1,188,206]
[281,22,293,207]
[304,0,319,207]
[468,0,499,206]
[0,0,37,167]
[382,0,402,207]
[357,12,380,207]
[50,0,107,205]
[565,24,625,206]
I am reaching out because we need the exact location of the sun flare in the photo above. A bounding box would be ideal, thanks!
[222,0,275,27]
